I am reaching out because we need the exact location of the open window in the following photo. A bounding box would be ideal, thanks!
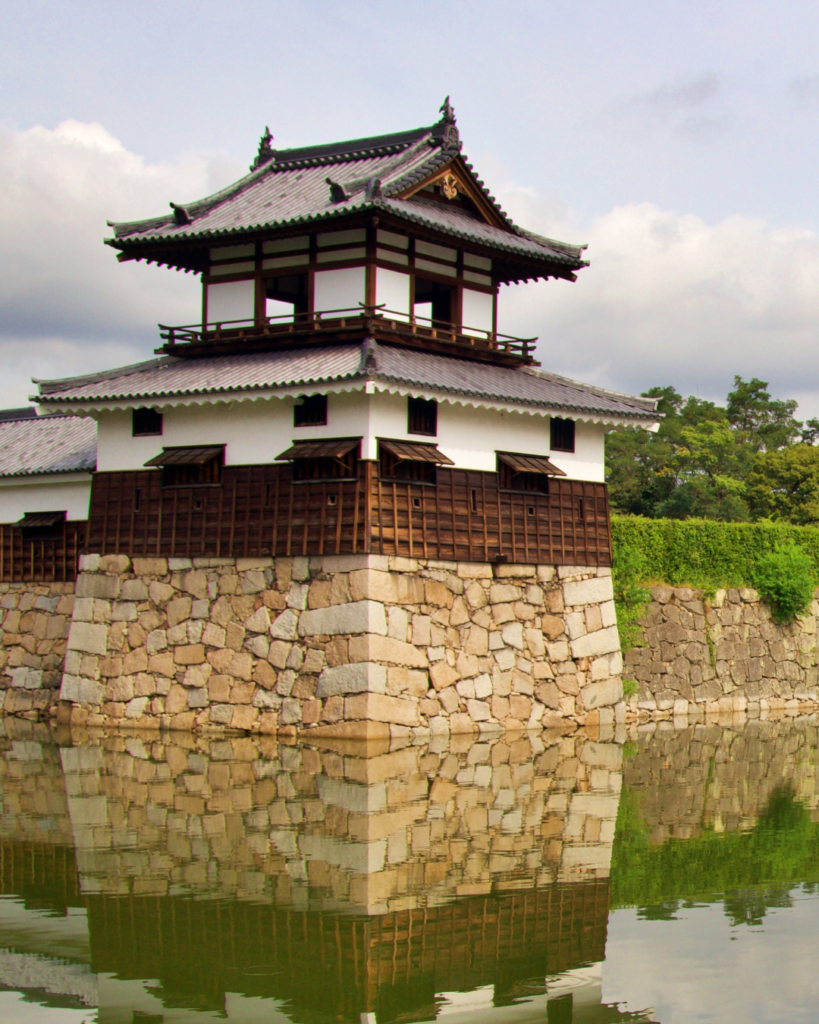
[379,439,453,485]
[413,277,455,327]
[294,394,328,427]
[407,397,437,436]
[550,417,576,453]
[16,511,66,541]
[132,407,163,437]
[144,446,224,487]
[277,438,360,481]
[264,273,309,322]
[497,452,566,494]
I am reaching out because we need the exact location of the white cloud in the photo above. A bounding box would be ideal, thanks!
[498,193,819,417]
[0,120,226,406]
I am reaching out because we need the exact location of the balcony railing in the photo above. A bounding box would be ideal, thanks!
[158,305,537,363]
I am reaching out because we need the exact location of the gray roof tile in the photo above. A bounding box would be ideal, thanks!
[0,415,96,477]
[107,118,586,269]
[35,341,658,423]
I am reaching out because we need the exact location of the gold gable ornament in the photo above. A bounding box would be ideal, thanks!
[441,172,460,199]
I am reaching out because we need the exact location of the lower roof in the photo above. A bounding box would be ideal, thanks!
[0,413,96,478]
[34,340,659,425]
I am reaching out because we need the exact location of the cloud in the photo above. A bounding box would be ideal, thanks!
[497,190,819,417]
[0,120,234,406]
[790,74,819,102]
[640,73,721,113]
[611,73,729,143]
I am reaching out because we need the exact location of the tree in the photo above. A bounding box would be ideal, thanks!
[726,376,800,452]
[745,444,819,525]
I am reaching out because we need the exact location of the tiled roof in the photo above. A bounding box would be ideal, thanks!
[0,414,96,477]
[106,110,586,270]
[35,341,658,423]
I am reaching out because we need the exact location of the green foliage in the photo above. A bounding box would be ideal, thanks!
[752,543,816,624]
[606,375,805,521]
[746,444,819,524]
[612,514,819,591]
[611,784,819,922]
[611,543,651,650]
[622,678,639,697]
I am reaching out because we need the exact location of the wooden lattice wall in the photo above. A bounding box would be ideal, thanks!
[0,522,86,583]
[88,463,612,566]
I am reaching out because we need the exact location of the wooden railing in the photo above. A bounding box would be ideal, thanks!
[158,306,537,363]
[87,463,612,566]
[0,522,86,583]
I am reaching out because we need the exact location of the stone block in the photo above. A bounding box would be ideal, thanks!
[349,569,398,603]
[429,662,459,691]
[67,622,108,656]
[501,622,524,650]
[75,574,120,600]
[580,676,622,710]
[125,697,148,719]
[348,633,428,668]
[317,662,387,697]
[210,704,234,725]
[299,600,387,637]
[78,679,104,705]
[569,625,620,660]
[132,558,168,576]
[78,554,100,573]
[467,699,491,721]
[344,692,420,726]
[174,644,205,665]
[166,597,192,628]
[244,606,270,633]
[187,687,208,709]
[270,608,299,640]
[563,576,614,606]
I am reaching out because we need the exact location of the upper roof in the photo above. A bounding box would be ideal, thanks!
[106,101,587,278]
[0,411,96,478]
[34,340,659,425]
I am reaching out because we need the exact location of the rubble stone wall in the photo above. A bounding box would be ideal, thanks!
[0,583,74,721]
[56,554,624,737]
[627,585,819,719]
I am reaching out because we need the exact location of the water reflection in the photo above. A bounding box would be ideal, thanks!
[2,717,819,1022]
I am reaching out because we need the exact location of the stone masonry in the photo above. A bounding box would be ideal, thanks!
[54,554,624,737]
[0,582,75,720]
[626,585,819,719]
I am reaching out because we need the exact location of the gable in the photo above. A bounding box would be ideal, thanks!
[393,157,508,230]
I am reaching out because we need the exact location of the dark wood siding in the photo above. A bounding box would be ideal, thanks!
[0,522,86,583]
[87,463,612,566]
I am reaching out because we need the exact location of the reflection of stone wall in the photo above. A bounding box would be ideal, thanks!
[0,720,73,846]
[0,583,74,718]
[57,553,623,736]
[627,586,819,719]
[624,718,819,841]
[51,729,622,908]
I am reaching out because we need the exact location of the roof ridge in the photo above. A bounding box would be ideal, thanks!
[522,365,660,411]
[35,356,172,396]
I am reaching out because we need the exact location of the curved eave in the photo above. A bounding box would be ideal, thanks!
[34,377,659,430]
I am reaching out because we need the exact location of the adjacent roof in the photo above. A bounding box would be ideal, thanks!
[16,511,66,528]
[106,104,586,274]
[35,339,659,425]
[379,439,454,465]
[0,413,96,478]
[277,438,361,461]
[144,445,224,467]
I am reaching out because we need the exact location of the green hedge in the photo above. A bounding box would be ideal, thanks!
[612,515,819,590]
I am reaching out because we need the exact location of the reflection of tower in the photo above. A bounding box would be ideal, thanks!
[0,721,633,1022]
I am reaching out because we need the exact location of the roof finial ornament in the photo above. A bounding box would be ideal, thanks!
[169,202,191,226]
[250,126,276,171]
[326,177,349,203]
[434,96,460,150]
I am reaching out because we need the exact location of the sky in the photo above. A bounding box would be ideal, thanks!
[4,0,819,414]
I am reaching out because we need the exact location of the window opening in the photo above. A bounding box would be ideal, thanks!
[577,498,585,520]
[265,273,308,321]
[134,489,141,512]
[144,446,225,488]
[16,511,66,542]
[294,394,328,427]
[378,439,453,486]
[133,408,163,437]
[412,496,422,510]
[413,277,455,326]
[551,417,575,453]
[277,438,360,482]
[408,397,437,436]
[327,494,338,507]
[499,461,549,494]
[471,489,478,513]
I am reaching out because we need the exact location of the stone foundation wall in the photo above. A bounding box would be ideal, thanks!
[0,582,74,720]
[627,585,819,719]
[56,554,623,737]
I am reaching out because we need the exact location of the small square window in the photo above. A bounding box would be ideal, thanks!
[550,417,575,453]
[294,394,327,427]
[408,397,437,436]
[133,408,163,437]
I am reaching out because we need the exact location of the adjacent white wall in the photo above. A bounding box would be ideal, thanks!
[313,268,366,313]
[375,267,410,319]
[206,280,255,324]
[0,475,92,522]
[461,288,494,337]
[95,392,605,482]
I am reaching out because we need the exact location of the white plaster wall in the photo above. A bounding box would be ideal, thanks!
[375,267,410,318]
[0,476,92,522]
[313,267,366,313]
[94,392,605,481]
[368,392,605,480]
[206,280,255,323]
[461,288,493,336]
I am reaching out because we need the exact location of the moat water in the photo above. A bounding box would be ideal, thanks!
[1,716,819,1023]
